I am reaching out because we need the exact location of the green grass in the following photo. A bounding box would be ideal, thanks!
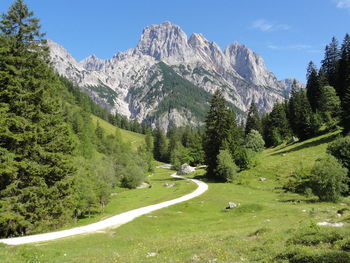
[90,115,145,150]
[1,132,349,263]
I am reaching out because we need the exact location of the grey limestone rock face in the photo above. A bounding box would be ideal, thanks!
[47,22,304,130]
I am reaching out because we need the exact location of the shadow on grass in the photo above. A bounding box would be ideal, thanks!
[151,177,184,182]
[270,133,338,156]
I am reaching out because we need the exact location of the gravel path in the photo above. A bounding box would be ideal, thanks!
[0,173,208,246]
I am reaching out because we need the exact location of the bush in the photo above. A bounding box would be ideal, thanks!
[283,165,312,195]
[215,150,239,182]
[120,163,145,189]
[234,147,257,170]
[327,136,350,175]
[244,129,265,152]
[310,155,348,202]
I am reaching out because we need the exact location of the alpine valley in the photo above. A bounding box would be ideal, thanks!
[48,21,304,130]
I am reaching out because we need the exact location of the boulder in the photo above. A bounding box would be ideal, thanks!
[178,163,195,175]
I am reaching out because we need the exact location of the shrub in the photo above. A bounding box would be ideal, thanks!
[234,147,257,170]
[120,163,145,189]
[215,149,239,182]
[327,136,350,175]
[310,155,348,202]
[244,129,265,152]
[283,165,312,195]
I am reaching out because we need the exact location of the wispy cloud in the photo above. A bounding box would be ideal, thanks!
[335,0,350,9]
[251,19,290,32]
[267,44,312,51]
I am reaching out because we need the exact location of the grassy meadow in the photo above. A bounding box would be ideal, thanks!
[1,132,349,262]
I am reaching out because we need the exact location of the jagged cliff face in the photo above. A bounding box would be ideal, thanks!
[48,21,304,130]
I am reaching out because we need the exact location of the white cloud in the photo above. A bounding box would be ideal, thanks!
[251,19,290,32]
[336,0,350,9]
[267,44,312,51]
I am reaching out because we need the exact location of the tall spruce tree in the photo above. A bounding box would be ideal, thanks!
[204,89,240,178]
[289,86,319,141]
[337,34,350,99]
[245,101,261,135]
[263,102,291,147]
[321,37,340,88]
[0,1,76,237]
[306,61,322,112]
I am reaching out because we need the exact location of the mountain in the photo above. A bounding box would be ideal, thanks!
[48,21,304,130]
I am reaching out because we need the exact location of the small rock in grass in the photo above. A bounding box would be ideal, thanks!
[264,219,271,223]
[317,222,344,227]
[259,177,267,182]
[146,252,157,257]
[226,202,238,209]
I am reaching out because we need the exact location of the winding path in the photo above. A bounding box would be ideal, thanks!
[0,173,208,246]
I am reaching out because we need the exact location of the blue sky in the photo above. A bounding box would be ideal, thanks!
[1,0,350,82]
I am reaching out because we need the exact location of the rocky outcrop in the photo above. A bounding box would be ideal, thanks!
[47,22,304,130]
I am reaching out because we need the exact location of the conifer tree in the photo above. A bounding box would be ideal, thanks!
[204,90,240,178]
[245,101,261,135]
[337,34,350,99]
[321,37,340,88]
[0,1,76,237]
[306,61,322,112]
[289,87,319,141]
[153,128,168,162]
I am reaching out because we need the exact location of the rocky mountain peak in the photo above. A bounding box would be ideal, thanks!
[224,41,277,87]
[80,54,105,71]
[135,21,193,62]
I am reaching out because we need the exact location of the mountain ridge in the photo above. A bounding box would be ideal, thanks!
[48,21,304,130]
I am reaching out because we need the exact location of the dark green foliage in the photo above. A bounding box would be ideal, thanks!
[327,136,350,178]
[341,85,350,134]
[204,89,241,178]
[215,149,238,182]
[289,84,320,141]
[318,86,341,130]
[321,37,340,88]
[166,126,204,168]
[263,101,292,147]
[336,34,350,99]
[306,62,322,112]
[153,128,168,162]
[245,101,261,135]
[0,2,77,236]
[310,155,348,202]
[244,129,265,152]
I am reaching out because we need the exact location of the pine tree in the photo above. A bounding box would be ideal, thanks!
[341,86,350,134]
[153,128,168,162]
[264,102,291,147]
[204,89,240,178]
[336,34,350,99]
[289,87,319,141]
[0,1,76,237]
[245,101,261,135]
[306,61,322,112]
[321,37,340,88]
